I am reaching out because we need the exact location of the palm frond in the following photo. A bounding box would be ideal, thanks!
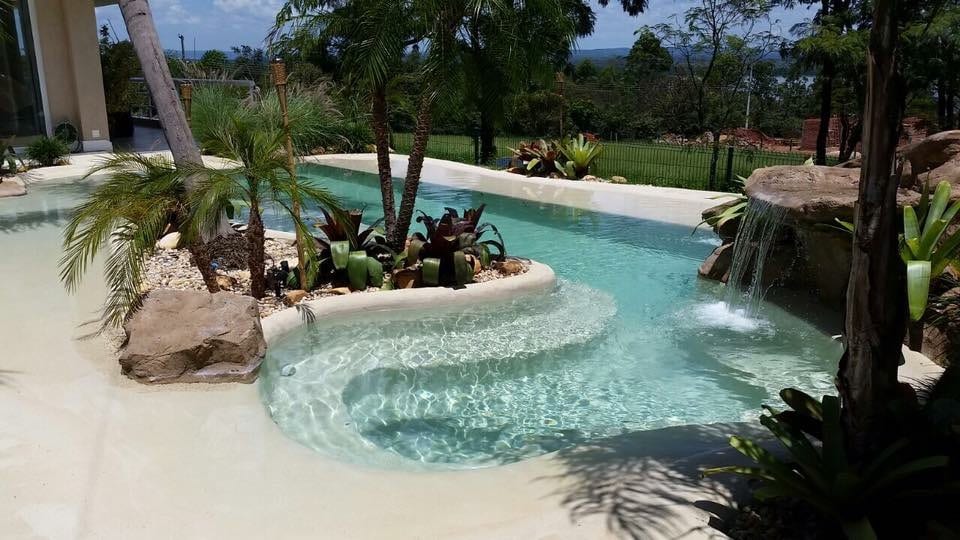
[59,153,185,328]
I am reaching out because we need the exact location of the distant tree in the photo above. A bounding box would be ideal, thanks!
[574,59,599,81]
[624,28,673,84]
[461,0,593,161]
[901,6,960,130]
[788,0,865,164]
[198,49,228,72]
[654,0,782,186]
[230,45,266,82]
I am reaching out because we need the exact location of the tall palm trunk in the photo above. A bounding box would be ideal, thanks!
[837,0,906,459]
[392,94,433,251]
[371,86,397,240]
[816,59,836,166]
[117,0,219,293]
[247,201,266,299]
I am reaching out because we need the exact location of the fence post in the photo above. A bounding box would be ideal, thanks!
[708,143,720,191]
[472,124,481,165]
[724,146,735,191]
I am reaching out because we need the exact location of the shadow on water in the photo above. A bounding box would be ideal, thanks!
[0,205,72,233]
[543,422,769,540]
[0,181,93,234]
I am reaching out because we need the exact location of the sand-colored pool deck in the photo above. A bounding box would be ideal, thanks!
[1,152,943,539]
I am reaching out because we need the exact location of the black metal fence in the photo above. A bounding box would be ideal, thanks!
[391,132,820,191]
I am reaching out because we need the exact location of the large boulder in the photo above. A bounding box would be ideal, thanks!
[902,130,960,188]
[743,165,921,224]
[119,290,266,384]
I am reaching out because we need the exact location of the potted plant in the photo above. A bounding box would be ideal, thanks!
[99,26,139,139]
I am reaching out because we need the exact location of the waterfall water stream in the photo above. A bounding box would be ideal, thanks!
[724,198,787,315]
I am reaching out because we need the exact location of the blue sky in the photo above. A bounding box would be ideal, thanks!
[96,0,816,53]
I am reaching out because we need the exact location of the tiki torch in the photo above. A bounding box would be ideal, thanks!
[271,58,309,290]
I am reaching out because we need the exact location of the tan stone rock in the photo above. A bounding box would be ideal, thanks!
[283,289,308,306]
[744,165,920,223]
[465,254,482,274]
[495,259,525,276]
[901,130,960,188]
[610,176,629,184]
[698,243,733,282]
[393,269,420,289]
[329,287,352,295]
[156,232,181,250]
[216,275,238,291]
[119,290,266,384]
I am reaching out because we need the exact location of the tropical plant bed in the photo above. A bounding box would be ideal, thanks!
[721,499,842,540]
[142,233,528,319]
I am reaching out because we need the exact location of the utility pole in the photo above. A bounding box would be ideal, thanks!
[555,72,566,137]
[178,33,185,61]
[745,65,753,130]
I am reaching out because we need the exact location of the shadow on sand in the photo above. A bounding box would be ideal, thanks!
[543,422,770,540]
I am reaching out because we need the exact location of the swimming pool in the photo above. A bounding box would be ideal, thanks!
[259,164,842,469]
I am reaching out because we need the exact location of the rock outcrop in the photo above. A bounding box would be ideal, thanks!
[699,130,960,307]
[744,165,921,224]
[119,290,266,384]
[902,130,960,188]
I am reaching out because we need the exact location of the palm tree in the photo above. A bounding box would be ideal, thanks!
[186,98,344,299]
[116,0,226,291]
[272,0,583,251]
[60,154,188,329]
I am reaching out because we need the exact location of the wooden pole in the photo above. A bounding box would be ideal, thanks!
[179,82,193,126]
[271,59,309,290]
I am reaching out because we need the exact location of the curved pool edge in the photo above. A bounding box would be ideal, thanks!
[260,260,557,344]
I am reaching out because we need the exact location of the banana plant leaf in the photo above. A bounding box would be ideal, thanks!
[407,238,424,267]
[422,257,441,286]
[366,256,384,287]
[331,240,350,271]
[453,250,474,286]
[347,251,369,291]
[907,260,932,322]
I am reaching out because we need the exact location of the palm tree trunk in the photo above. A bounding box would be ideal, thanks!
[392,94,433,251]
[837,0,906,459]
[118,0,200,168]
[816,59,836,166]
[248,202,266,299]
[117,0,220,293]
[371,86,397,241]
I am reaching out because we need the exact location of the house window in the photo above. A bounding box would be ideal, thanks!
[0,0,45,138]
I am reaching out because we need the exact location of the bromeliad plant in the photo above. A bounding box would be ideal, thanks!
[407,205,506,287]
[704,388,951,540]
[556,134,603,179]
[508,134,605,180]
[901,181,960,334]
[313,208,394,291]
[508,139,563,177]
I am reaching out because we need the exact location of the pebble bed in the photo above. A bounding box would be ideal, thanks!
[142,235,527,319]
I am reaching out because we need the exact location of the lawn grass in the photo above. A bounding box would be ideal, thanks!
[392,133,820,192]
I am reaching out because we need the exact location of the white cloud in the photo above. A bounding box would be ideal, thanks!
[213,0,283,19]
[151,0,201,25]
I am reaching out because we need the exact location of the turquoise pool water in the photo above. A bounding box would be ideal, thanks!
[259,165,842,469]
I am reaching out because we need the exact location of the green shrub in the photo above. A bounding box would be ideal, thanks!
[25,136,69,167]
